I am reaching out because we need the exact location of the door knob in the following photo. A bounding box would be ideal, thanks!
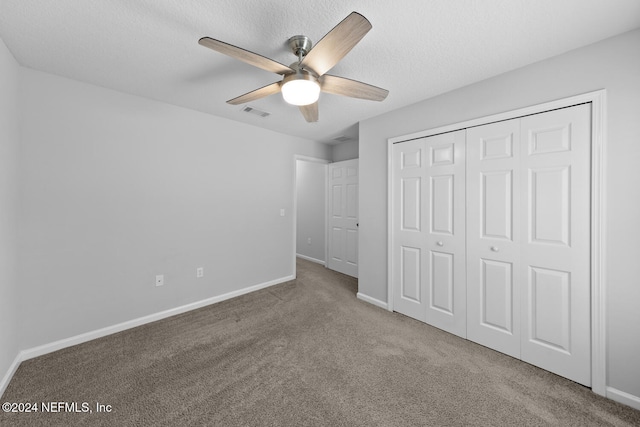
[437,241,444,246]
[491,246,499,252]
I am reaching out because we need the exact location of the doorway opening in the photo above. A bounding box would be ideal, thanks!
[293,156,329,277]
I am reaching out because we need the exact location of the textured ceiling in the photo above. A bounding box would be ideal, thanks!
[1,0,639,144]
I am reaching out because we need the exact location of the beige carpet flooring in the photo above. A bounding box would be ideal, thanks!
[1,258,639,426]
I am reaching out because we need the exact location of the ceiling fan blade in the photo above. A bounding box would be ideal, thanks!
[300,12,371,77]
[299,102,319,122]
[320,74,388,101]
[226,81,282,105]
[199,37,293,75]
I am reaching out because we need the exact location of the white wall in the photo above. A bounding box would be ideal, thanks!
[359,29,640,400]
[332,140,358,162]
[296,160,326,264]
[16,68,331,351]
[0,37,19,393]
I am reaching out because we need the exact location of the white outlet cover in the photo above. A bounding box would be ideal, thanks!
[196,267,204,278]
[155,274,164,286]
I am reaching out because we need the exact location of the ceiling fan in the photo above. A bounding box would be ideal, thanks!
[198,11,389,122]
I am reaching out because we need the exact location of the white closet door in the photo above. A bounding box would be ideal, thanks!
[327,159,359,278]
[392,131,466,337]
[519,104,591,386]
[423,130,467,338]
[391,103,593,386]
[392,139,428,321]
[466,119,522,359]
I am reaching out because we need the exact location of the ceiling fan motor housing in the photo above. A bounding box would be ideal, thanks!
[288,35,313,58]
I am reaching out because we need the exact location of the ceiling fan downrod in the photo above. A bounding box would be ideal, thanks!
[288,35,313,63]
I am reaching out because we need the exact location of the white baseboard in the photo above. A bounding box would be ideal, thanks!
[606,386,640,411]
[296,253,325,266]
[1,274,294,397]
[0,352,22,399]
[357,292,389,310]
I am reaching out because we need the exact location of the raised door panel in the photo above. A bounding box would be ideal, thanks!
[482,171,513,240]
[400,246,422,302]
[480,259,514,334]
[520,104,591,386]
[346,183,358,219]
[529,167,570,246]
[430,251,454,314]
[330,227,343,262]
[346,229,358,267]
[331,185,342,218]
[401,177,421,232]
[528,267,571,352]
[431,175,454,235]
[467,119,521,358]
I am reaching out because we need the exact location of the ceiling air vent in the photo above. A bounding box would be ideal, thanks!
[333,136,351,142]
[240,105,270,118]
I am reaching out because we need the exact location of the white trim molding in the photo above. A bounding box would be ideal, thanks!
[0,354,22,398]
[385,90,607,397]
[357,292,389,310]
[606,387,640,411]
[0,274,293,397]
[296,253,326,265]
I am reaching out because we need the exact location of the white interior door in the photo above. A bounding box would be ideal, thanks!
[391,131,467,337]
[327,159,358,277]
[519,104,591,386]
[466,119,522,359]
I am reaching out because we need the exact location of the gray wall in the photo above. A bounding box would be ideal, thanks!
[296,160,326,263]
[0,37,19,391]
[359,29,640,399]
[332,140,358,162]
[16,68,331,351]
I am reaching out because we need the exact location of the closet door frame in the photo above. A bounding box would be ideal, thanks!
[387,90,607,396]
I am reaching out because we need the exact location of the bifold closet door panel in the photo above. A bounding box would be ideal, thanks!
[466,119,522,359]
[392,139,428,322]
[519,104,591,386]
[423,130,466,338]
[391,130,467,336]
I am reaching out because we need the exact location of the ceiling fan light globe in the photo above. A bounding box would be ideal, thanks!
[281,79,320,106]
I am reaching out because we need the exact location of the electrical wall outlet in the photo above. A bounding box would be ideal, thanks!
[280,208,285,217]
[307,237,312,245]
[196,267,204,278]
[155,274,164,287]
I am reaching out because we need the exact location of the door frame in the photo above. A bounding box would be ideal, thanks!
[293,155,329,278]
[386,90,607,396]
